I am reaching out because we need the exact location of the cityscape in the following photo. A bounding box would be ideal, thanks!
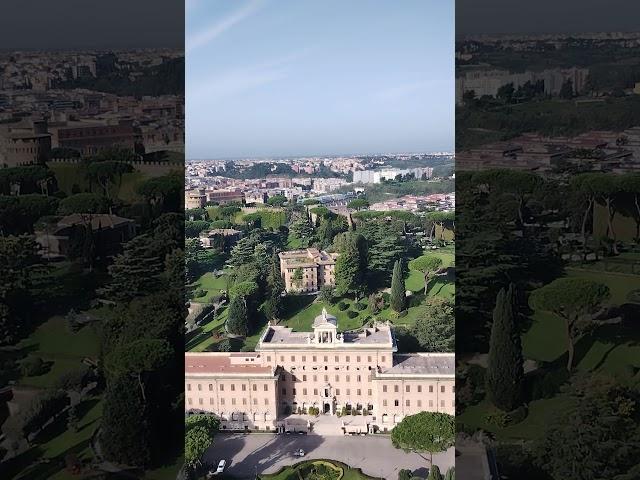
[1,1,639,480]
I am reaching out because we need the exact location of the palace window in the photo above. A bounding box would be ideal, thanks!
[406,385,410,393]
[394,400,399,407]
[209,384,213,391]
[394,385,399,393]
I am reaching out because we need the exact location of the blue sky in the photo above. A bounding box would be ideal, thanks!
[186,0,453,159]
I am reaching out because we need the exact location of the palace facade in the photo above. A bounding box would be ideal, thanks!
[185,309,454,433]
[278,248,338,293]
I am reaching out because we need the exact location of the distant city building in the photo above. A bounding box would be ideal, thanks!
[353,167,433,184]
[0,119,51,167]
[279,248,338,293]
[206,188,244,205]
[185,311,455,433]
[245,191,267,204]
[185,188,207,209]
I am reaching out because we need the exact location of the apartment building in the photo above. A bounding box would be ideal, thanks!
[185,309,455,433]
[278,248,338,294]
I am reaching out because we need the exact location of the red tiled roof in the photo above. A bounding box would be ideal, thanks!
[185,354,272,375]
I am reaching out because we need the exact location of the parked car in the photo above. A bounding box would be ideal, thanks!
[215,459,226,474]
[293,449,305,457]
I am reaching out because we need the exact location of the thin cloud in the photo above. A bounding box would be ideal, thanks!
[188,49,312,103]
[372,80,446,102]
[187,0,265,52]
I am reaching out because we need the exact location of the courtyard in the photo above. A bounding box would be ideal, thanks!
[203,432,454,479]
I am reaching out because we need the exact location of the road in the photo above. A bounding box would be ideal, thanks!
[204,432,454,479]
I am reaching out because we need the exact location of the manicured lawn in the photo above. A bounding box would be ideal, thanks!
[16,317,100,389]
[282,298,370,332]
[261,459,381,480]
[186,308,228,352]
[469,265,640,444]
[458,396,572,441]
[11,397,103,480]
[566,267,640,305]
[190,272,229,304]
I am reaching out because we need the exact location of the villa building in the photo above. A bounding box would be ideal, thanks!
[185,309,455,433]
[278,248,338,294]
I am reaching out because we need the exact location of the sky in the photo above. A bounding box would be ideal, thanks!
[186,0,454,159]
[0,0,183,49]
[457,0,640,35]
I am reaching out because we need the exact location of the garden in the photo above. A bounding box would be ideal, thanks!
[260,459,383,480]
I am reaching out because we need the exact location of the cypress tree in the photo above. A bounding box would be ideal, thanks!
[444,467,455,480]
[486,283,524,411]
[226,295,248,336]
[390,259,406,312]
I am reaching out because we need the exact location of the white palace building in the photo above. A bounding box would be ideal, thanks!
[185,309,454,433]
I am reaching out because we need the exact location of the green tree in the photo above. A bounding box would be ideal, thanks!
[85,161,133,199]
[533,374,640,480]
[267,194,287,206]
[289,215,314,247]
[100,234,164,302]
[226,295,249,336]
[390,259,406,312]
[391,412,455,466]
[409,255,444,295]
[185,220,210,238]
[185,415,220,469]
[485,284,523,411]
[529,278,610,371]
[427,465,444,480]
[334,233,367,299]
[347,198,370,210]
[412,298,454,352]
[100,375,151,467]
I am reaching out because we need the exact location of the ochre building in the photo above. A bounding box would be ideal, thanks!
[278,248,338,293]
[185,309,454,433]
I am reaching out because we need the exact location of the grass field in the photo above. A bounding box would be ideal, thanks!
[16,317,100,389]
[462,264,640,441]
[190,272,229,304]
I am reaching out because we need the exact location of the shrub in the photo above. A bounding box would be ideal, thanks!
[337,301,349,311]
[506,405,528,425]
[193,289,206,298]
[354,302,366,311]
[20,356,47,377]
[399,469,413,480]
[319,286,335,304]
[484,410,508,428]
[346,310,358,319]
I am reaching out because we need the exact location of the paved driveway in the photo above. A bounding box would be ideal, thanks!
[204,432,454,479]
